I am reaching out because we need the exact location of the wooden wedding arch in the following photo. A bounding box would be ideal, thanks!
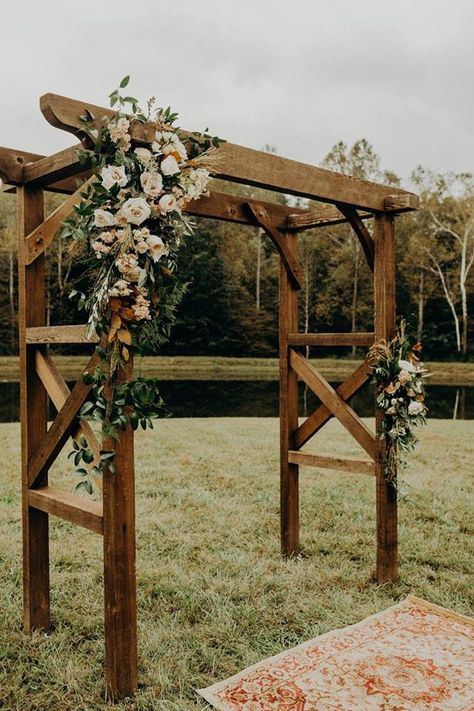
[0,94,418,699]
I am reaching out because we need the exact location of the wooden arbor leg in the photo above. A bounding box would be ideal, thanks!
[17,186,50,632]
[279,232,299,556]
[374,214,398,582]
[103,358,138,699]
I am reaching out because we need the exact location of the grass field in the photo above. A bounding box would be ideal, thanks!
[1,354,473,384]
[0,418,473,710]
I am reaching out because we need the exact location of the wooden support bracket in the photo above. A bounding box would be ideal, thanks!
[335,203,375,270]
[245,201,302,289]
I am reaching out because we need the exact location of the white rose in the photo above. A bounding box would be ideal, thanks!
[158,194,177,213]
[140,171,163,198]
[160,155,180,176]
[118,197,151,225]
[398,359,419,373]
[146,235,168,262]
[94,209,116,227]
[408,401,424,416]
[161,139,187,161]
[134,147,152,164]
[100,165,128,190]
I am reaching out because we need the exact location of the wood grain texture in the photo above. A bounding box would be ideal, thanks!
[287,332,374,347]
[27,353,99,488]
[17,186,50,633]
[374,213,398,582]
[287,205,372,230]
[288,450,375,476]
[279,232,300,556]
[103,357,137,699]
[335,203,375,270]
[38,93,418,212]
[24,177,94,264]
[293,360,371,449]
[28,486,103,535]
[26,324,99,344]
[290,349,376,460]
[245,201,302,289]
[35,350,102,490]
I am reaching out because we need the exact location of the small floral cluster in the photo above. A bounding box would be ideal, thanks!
[368,320,429,484]
[63,77,223,492]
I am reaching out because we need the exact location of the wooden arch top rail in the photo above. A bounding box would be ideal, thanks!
[30,92,418,212]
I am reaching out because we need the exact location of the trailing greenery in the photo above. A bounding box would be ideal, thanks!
[60,76,224,489]
[368,320,429,483]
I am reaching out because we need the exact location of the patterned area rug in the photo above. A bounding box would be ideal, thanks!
[197,596,474,710]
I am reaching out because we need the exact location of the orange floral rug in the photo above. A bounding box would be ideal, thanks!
[197,596,474,710]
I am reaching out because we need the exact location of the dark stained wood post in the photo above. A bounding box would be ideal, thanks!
[17,186,50,632]
[279,231,299,556]
[103,357,138,699]
[373,213,398,582]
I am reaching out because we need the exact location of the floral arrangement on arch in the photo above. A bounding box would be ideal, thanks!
[368,320,430,484]
[63,77,224,493]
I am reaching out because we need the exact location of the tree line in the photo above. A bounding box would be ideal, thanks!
[1,139,473,360]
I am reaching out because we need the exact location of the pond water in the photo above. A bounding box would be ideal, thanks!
[0,380,472,422]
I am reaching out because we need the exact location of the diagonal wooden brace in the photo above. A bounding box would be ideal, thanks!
[35,350,102,490]
[294,359,371,449]
[290,349,376,459]
[245,201,302,289]
[335,203,374,270]
[24,176,94,265]
[27,352,99,488]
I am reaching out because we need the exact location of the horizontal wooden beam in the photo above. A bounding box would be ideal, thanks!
[290,349,376,459]
[288,332,374,347]
[288,450,375,476]
[37,92,418,212]
[287,205,373,230]
[28,485,103,534]
[0,146,45,184]
[26,325,99,344]
[294,360,371,449]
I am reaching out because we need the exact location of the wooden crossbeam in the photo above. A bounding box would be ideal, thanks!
[245,201,302,289]
[335,203,375,270]
[28,352,99,488]
[28,486,103,534]
[288,450,375,476]
[26,324,98,344]
[287,206,373,230]
[35,350,102,490]
[33,93,418,212]
[24,177,94,265]
[294,359,371,449]
[288,332,374,347]
[290,350,375,459]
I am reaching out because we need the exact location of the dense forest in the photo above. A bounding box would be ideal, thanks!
[1,140,473,360]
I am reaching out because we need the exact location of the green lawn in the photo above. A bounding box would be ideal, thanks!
[1,354,473,384]
[0,418,473,710]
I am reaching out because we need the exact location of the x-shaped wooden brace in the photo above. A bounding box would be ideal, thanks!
[28,350,100,489]
[290,350,376,460]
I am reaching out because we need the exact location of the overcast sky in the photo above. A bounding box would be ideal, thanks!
[1,0,472,185]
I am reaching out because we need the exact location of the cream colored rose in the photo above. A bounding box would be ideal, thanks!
[118,197,151,225]
[100,165,128,190]
[134,147,152,164]
[158,194,177,213]
[140,171,163,198]
[398,369,412,385]
[116,254,141,282]
[94,209,116,227]
[408,401,424,416]
[161,155,180,176]
[146,235,168,262]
